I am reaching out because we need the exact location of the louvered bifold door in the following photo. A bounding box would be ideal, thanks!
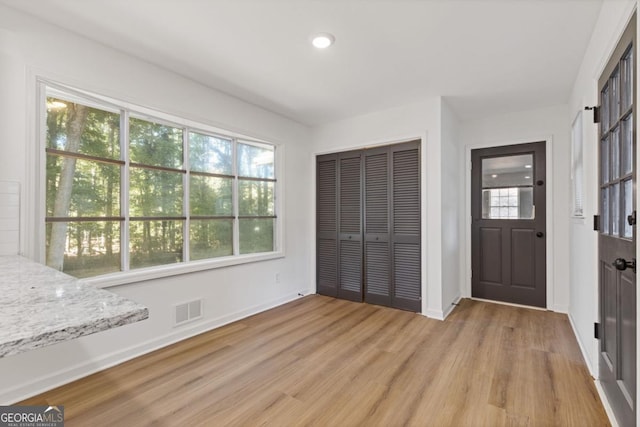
[338,151,364,301]
[316,154,338,297]
[390,141,421,311]
[364,147,392,307]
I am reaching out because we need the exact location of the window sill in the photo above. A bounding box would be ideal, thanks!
[81,252,285,289]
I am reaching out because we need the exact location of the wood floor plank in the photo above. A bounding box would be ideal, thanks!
[19,296,610,426]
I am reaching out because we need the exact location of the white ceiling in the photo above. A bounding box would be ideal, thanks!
[1,0,603,126]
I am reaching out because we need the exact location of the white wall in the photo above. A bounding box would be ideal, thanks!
[568,0,636,379]
[461,104,571,313]
[311,97,459,319]
[0,5,313,404]
[440,100,463,314]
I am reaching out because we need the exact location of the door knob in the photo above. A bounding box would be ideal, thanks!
[536,232,544,238]
[613,258,636,273]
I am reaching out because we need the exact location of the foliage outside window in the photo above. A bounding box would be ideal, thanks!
[44,88,277,279]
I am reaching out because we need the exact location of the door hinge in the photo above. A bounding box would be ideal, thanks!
[594,322,600,340]
[593,215,600,231]
[585,106,600,124]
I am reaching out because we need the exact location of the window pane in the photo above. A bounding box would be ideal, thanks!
[624,179,633,238]
[612,183,620,236]
[129,168,183,217]
[130,220,183,269]
[239,180,274,216]
[610,70,620,124]
[622,115,633,175]
[189,132,232,174]
[239,218,274,254]
[482,187,533,219]
[46,155,120,217]
[129,117,183,169]
[46,97,120,159]
[482,154,533,188]
[602,187,610,234]
[602,85,610,131]
[46,221,121,277]
[601,137,609,184]
[611,126,620,180]
[190,176,232,216]
[622,49,634,111]
[237,142,274,178]
[189,219,233,260]
[517,187,534,219]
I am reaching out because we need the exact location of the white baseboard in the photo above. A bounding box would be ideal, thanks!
[553,304,569,313]
[442,296,461,319]
[567,312,595,376]
[1,290,307,405]
[424,296,461,321]
[424,309,444,320]
[595,380,618,427]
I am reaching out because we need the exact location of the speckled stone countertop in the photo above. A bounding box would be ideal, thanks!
[0,256,148,357]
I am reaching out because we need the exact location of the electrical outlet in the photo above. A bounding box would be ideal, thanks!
[275,272,281,284]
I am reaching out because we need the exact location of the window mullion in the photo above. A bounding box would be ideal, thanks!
[122,110,130,272]
[184,128,190,262]
[233,138,240,256]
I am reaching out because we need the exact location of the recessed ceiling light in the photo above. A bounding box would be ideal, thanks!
[525,176,531,179]
[312,33,335,49]
[525,164,532,169]
[492,174,498,178]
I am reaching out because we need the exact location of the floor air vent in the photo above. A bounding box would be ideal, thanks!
[174,299,203,326]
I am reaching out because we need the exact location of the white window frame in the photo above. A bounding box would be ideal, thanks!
[36,80,284,288]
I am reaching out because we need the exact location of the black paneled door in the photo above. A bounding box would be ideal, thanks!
[598,13,636,427]
[471,142,546,308]
[316,140,421,312]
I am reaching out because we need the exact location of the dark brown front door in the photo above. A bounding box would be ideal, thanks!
[598,14,636,427]
[471,142,546,307]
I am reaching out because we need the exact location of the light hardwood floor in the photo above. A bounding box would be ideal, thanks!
[20,296,610,426]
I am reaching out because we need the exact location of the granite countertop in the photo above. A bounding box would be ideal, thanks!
[0,256,149,357]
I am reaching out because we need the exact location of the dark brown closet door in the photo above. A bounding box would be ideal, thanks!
[338,151,363,301]
[390,142,421,312]
[364,147,392,306]
[316,154,338,297]
[316,140,420,312]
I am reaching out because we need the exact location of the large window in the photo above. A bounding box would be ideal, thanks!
[43,86,278,279]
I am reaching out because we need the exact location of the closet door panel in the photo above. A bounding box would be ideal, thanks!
[364,148,392,306]
[338,152,363,301]
[391,144,421,311]
[316,154,338,296]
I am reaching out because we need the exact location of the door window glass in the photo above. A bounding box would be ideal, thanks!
[622,115,633,175]
[602,187,610,234]
[611,126,620,180]
[610,69,620,124]
[624,178,633,238]
[612,183,620,236]
[481,154,534,219]
[602,85,610,131]
[602,137,610,184]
